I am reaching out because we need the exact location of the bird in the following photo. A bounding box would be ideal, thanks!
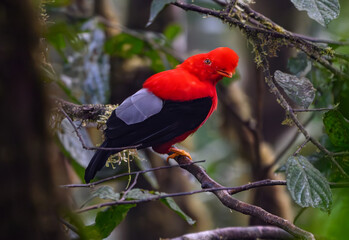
[84,47,239,183]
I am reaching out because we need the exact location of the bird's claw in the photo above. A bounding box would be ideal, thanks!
[166,148,192,162]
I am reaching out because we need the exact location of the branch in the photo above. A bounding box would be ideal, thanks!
[56,99,348,239]
[253,42,348,177]
[60,160,206,188]
[171,226,294,240]
[174,156,315,240]
[228,179,286,194]
[172,1,348,79]
[268,113,314,169]
[74,156,317,239]
[292,107,334,112]
[55,98,106,122]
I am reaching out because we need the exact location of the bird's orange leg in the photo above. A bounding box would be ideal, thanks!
[166,147,192,162]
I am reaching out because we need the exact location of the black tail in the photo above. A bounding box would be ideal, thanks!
[84,141,117,183]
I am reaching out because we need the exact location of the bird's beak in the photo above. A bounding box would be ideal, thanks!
[216,70,233,78]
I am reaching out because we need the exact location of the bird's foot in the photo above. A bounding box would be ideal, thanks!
[166,148,192,162]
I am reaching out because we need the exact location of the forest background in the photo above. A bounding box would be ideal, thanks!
[1,0,349,239]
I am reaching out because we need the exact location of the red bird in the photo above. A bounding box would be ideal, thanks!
[85,47,239,183]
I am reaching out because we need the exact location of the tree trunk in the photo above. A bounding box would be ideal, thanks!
[0,1,67,239]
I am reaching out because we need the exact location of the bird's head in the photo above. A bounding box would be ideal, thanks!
[179,47,239,84]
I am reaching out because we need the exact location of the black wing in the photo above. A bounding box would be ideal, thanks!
[105,97,212,149]
[85,92,212,183]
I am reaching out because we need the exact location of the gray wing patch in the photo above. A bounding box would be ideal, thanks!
[115,88,163,125]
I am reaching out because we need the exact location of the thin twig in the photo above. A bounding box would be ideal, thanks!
[59,218,78,234]
[171,226,294,240]
[293,208,307,225]
[228,179,287,194]
[268,113,314,170]
[60,160,206,188]
[76,186,247,213]
[293,33,349,46]
[293,138,310,156]
[119,173,139,202]
[292,108,333,112]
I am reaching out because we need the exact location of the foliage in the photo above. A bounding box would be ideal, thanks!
[290,0,340,26]
[286,155,332,212]
[274,70,315,108]
[146,0,175,27]
[323,110,349,149]
[85,204,135,239]
[41,0,349,239]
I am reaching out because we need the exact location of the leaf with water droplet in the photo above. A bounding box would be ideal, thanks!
[274,70,315,108]
[286,155,332,213]
[323,110,349,150]
[290,0,340,26]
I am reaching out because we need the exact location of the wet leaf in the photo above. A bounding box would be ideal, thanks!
[323,110,349,149]
[274,70,315,108]
[86,204,135,239]
[92,186,120,201]
[125,188,156,200]
[286,155,332,212]
[310,65,334,108]
[290,0,340,26]
[146,0,175,27]
[126,189,195,225]
[160,198,196,225]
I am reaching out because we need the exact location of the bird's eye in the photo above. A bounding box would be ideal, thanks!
[204,59,211,65]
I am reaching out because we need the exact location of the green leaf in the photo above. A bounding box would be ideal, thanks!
[104,33,144,58]
[86,204,135,239]
[125,189,196,225]
[274,70,316,108]
[287,52,310,76]
[92,186,120,201]
[144,50,166,72]
[163,24,182,42]
[125,188,156,200]
[323,110,349,149]
[160,198,196,225]
[45,21,84,55]
[146,0,175,27]
[290,0,340,26]
[310,65,334,108]
[286,155,332,212]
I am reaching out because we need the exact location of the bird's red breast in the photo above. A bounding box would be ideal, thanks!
[144,47,239,154]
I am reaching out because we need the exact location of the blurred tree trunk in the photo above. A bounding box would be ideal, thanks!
[0,1,67,239]
[237,0,299,225]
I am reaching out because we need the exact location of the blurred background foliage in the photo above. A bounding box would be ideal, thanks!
[39,0,349,239]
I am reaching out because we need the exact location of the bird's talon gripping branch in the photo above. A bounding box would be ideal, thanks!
[167,148,192,162]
